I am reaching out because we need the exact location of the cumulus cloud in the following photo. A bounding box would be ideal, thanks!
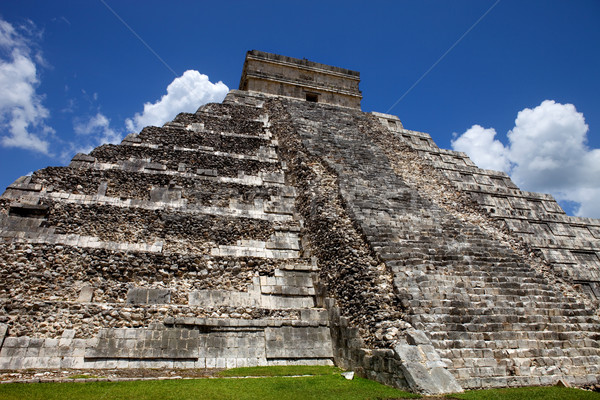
[451,100,600,218]
[74,112,122,144]
[0,18,53,154]
[60,112,122,163]
[125,70,228,133]
[451,125,511,172]
[508,101,590,192]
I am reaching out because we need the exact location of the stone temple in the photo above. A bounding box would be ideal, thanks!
[0,50,599,394]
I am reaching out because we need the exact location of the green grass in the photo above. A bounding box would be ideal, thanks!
[218,365,344,377]
[450,386,600,400]
[1,366,598,400]
[0,375,419,400]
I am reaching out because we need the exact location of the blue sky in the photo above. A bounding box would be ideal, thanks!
[1,1,599,216]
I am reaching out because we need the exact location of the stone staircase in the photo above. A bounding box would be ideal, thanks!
[380,118,600,303]
[1,87,599,391]
[395,222,600,388]
[279,97,600,389]
[0,96,333,369]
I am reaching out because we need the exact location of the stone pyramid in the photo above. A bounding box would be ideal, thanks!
[0,50,598,394]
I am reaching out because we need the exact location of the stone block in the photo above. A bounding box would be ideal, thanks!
[261,172,285,184]
[0,347,17,358]
[9,357,24,369]
[401,362,463,395]
[2,337,17,347]
[86,328,198,359]
[197,169,218,176]
[395,344,424,363]
[265,326,333,359]
[14,337,31,348]
[150,187,182,203]
[20,357,40,369]
[0,358,14,369]
[126,287,171,304]
[71,153,96,163]
[77,285,95,302]
[43,338,59,347]
[144,162,167,171]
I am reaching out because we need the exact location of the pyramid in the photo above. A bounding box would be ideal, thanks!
[0,50,598,394]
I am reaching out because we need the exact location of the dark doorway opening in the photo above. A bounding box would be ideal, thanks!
[306,93,318,103]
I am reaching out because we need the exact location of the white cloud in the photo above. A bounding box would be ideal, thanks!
[508,101,590,191]
[61,70,227,165]
[451,125,511,172]
[125,70,228,133]
[452,100,600,218]
[74,112,122,144]
[0,18,53,154]
[60,112,122,164]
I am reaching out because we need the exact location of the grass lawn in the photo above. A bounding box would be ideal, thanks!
[450,386,600,400]
[1,366,598,400]
[0,373,418,400]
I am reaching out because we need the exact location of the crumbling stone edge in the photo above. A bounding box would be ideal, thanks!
[264,97,463,395]
[325,297,462,395]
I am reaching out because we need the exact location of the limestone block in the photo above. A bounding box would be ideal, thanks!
[197,169,218,176]
[150,187,182,203]
[71,153,96,163]
[394,343,463,395]
[548,222,577,237]
[258,146,278,160]
[77,286,95,302]
[585,226,600,239]
[504,219,533,234]
[261,172,285,184]
[126,288,171,304]
[279,186,297,198]
[120,159,149,172]
[490,196,511,209]
[189,290,261,307]
[266,237,300,250]
[264,200,294,215]
[121,133,141,144]
[401,361,463,395]
[86,328,198,359]
[395,345,423,363]
[543,200,565,213]
[265,326,333,359]
[405,330,431,346]
[143,162,166,171]
[8,202,48,218]
[259,294,314,309]
[299,309,328,324]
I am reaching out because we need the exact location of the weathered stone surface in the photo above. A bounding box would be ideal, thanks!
[0,51,599,394]
[394,344,462,395]
[126,288,171,304]
[265,326,333,359]
[77,286,95,303]
[240,50,362,109]
[405,330,430,346]
[85,327,199,359]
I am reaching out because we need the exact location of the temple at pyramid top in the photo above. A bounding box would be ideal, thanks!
[238,50,362,109]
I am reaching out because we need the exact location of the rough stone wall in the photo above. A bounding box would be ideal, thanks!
[239,50,362,109]
[259,93,599,391]
[0,79,599,394]
[0,93,334,371]
[371,113,600,305]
